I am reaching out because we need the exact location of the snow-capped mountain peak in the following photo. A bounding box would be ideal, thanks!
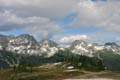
[39,39,59,57]
[6,34,41,55]
[69,40,120,57]
[0,34,120,57]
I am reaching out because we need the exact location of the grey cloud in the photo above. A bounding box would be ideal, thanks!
[0,0,78,38]
[0,0,78,19]
[0,0,120,40]
[0,11,63,38]
[70,0,120,32]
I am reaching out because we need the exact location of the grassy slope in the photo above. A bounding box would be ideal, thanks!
[0,67,120,80]
[0,69,13,80]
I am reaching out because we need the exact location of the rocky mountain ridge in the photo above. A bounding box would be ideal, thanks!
[0,34,120,71]
[0,34,120,57]
[0,34,62,57]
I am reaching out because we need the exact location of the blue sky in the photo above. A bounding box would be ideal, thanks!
[0,0,120,45]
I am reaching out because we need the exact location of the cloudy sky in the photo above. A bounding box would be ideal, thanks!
[0,0,120,45]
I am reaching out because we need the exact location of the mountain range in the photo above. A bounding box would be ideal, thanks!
[0,34,120,57]
[0,34,120,71]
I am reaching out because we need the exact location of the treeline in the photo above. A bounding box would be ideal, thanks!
[98,50,120,71]
[0,50,105,72]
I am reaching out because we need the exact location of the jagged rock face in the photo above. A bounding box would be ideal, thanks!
[104,42,120,54]
[70,40,88,50]
[39,39,59,57]
[6,34,41,55]
[0,34,120,57]
[0,34,60,57]
[70,40,92,57]
[0,35,11,50]
[70,40,105,57]
[70,40,120,57]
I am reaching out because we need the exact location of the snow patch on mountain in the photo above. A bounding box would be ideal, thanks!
[0,34,120,57]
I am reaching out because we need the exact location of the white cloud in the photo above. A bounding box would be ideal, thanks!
[24,20,62,38]
[0,0,78,19]
[0,11,62,38]
[0,0,120,42]
[71,0,120,32]
[0,0,78,38]
[58,31,119,45]
[59,34,88,44]
[1,0,120,33]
